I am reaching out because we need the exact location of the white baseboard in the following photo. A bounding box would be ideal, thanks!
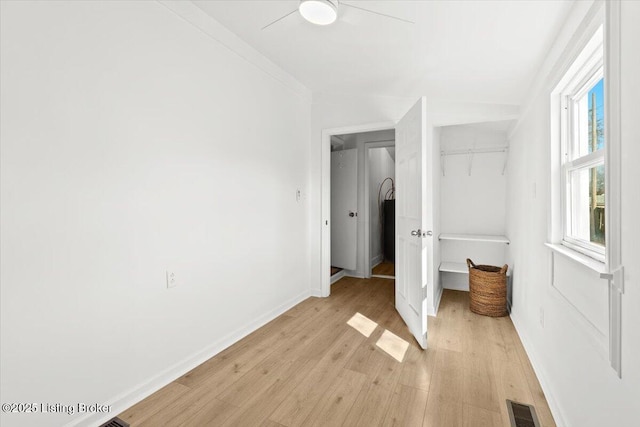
[510,311,568,427]
[71,289,312,427]
[330,270,346,285]
[344,271,365,279]
[309,288,323,297]
[428,284,444,316]
[370,254,383,269]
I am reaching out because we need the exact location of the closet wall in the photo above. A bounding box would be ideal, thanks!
[438,122,511,291]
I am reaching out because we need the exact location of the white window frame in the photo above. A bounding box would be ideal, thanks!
[557,28,606,263]
[549,3,624,378]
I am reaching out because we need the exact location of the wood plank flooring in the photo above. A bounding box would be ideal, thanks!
[119,277,556,427]
[372,261,395,277]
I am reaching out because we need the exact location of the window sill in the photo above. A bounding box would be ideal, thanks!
[544,243,606,274]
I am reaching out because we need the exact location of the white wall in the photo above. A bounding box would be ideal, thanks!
[506,1,640,426]
[439,125,509,291]
[368,147,395,267]
[0,2,311,427]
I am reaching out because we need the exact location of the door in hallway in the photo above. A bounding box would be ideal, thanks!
[331,148,358,270]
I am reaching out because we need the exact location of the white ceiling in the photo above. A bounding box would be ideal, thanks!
[194,0,574,105]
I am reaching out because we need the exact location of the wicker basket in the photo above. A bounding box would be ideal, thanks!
[467,258,508,317]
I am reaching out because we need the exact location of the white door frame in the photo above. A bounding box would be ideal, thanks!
[321,121,396,297]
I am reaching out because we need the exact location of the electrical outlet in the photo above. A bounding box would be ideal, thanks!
[166,271,177,289]
[539,307,545,328]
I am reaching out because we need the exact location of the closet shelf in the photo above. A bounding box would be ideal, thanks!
[439,262,468,274]
[439,233,510,244]
[439,261,512,275]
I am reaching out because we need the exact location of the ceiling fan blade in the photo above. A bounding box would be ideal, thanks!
[261,9,298,30]
[341,2,415,24]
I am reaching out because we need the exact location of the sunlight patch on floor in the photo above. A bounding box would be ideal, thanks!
[347,312,378,338]
[375,329,409,362]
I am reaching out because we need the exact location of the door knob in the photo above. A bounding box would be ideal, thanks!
[425,230,433,236]
[411,229,421,236]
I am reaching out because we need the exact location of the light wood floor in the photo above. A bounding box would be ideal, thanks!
[119,277,556,427]
[372,261,395,277]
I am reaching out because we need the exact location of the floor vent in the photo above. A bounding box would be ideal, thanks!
[507,400,540,427]
[98,417,129,427]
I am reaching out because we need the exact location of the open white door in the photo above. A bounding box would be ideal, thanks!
[331,148,358,270]
[395,97,430,349]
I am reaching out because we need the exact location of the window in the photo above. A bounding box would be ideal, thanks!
[557,28,605,261]
[549,6,624,378]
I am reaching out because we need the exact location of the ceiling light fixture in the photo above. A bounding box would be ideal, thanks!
[298,0,338,26]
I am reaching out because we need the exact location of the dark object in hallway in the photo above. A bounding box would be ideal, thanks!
[383,199,395,262]
[467,258,508,317]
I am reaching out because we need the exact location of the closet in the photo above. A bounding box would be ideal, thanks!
[437,121,512,297]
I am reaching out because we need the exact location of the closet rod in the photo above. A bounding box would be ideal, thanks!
[440,146,508,156]
[363,139,395,144]
[440,146,509,176]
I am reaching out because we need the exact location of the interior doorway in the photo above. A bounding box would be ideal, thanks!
[329,130,396,283]
[322,97,431,350]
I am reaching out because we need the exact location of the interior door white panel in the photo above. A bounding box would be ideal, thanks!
[331,148,358,270]
[395,97,430,349]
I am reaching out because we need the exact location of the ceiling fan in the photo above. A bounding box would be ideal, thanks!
[262,0,414,30]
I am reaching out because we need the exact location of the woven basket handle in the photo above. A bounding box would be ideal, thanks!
[500,264,509,274]
[466,259,476,270]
